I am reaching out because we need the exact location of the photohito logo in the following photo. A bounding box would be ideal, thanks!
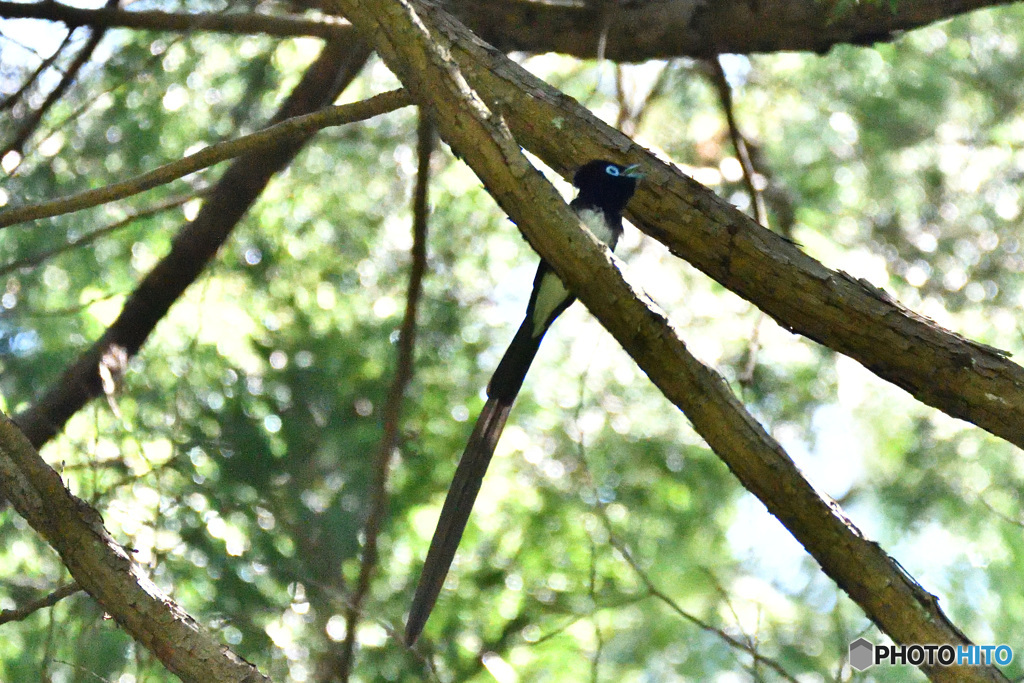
[849,638,1013,671]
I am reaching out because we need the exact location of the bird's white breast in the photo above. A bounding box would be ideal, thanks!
[576,207,616,247]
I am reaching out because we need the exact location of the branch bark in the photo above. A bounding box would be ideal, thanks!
[0,414,271,682]
[446,0,1021,60]
[328,1,1006,680]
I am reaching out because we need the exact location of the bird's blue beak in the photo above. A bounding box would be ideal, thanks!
[623,164,644,179]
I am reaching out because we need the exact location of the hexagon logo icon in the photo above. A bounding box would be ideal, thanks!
[849,637,875,671]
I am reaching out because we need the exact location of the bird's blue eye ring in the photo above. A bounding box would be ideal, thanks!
[605,165,620,176]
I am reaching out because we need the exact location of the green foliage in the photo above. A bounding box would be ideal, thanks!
[2,3,1024,681]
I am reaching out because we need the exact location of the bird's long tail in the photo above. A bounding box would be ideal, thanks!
[405,320,545,645]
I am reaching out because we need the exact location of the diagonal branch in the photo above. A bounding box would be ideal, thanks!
[0,414,273,682]
[0,187,210,278]
[433,11,1024,453]
[0,89,410,229]
[707,57,769,230]
[15,36,372,448]
[329,1,1005,680]
[571,439,800,682]
[0,30,74,114]
[0,582,82,625]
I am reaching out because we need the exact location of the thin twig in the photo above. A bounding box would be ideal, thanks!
[329,112,434,682]
[2,290,126,319]
[0,0,351,41]
[614,61,671,137]
[565,398,800,682]
[20,36,182,164]
[707,56,771,391]
[707,57,769,229]
[51,660,111,682]
[589,541,604,683]
[3,0,115,158]
[597,506,800,683]
[0,187,209,278]
[0,89,411,229]
[0,30,74,113]
[0,582,82,625]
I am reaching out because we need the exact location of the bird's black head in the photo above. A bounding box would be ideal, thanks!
[573,159,643,214]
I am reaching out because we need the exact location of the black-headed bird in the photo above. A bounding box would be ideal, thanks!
[405,160,643,644]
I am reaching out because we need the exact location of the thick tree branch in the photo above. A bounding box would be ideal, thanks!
[0,89,410,229]
[430,9,1024,453]
[1,0,1018,61]
[330,1,1005,680]
[15,36,372,447]
[446,0,1020,60]
[0,415,272,682]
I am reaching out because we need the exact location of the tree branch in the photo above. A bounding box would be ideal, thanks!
[571,441,800,682]
[0,582,81,625]
[0,187,210,278]
[0,29,73,114]
[0,0,350,40]
[0,414,272,682]
[707,57,769,229]
[2,0,113,159]
[448,0,1019,60]
[14,37,374,448]
[0,89,409,229]
[328,1,1005,680]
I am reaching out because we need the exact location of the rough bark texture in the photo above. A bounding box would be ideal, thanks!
[1,0,1020,680]
[327,1,1008,680]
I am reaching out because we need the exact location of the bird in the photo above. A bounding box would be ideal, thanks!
[404,159,643,645]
